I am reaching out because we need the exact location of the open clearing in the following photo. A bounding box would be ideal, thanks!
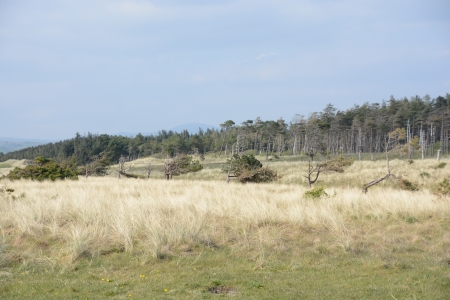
[1,157,450,299]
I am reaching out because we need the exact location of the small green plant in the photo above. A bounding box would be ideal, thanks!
[419,172,430,178]
[407,159,414,165]
[303,186,328,199]
[435,162,447,169]
[6,188,14,193]
[405,216,418,224]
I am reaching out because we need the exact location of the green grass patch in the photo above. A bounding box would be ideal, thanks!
[1,245,449,299]
[435,162,447,169]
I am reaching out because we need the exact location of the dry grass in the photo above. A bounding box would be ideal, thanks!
[1,157,449,266]
[1,157,450,298]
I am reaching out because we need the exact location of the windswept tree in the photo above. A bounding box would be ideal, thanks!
[81,152,110,178]
[303,155,354,188]
[163,154,203,180]
[219,120,235,156]
[222,154,280,183]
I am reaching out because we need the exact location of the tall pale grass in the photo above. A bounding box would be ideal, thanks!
[1,158,449,267]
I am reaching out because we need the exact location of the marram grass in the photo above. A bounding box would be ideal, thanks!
[0,157,450,299]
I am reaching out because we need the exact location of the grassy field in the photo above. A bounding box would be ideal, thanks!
[1,156,450,299]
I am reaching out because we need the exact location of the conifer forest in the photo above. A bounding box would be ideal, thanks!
[1,94,449,165]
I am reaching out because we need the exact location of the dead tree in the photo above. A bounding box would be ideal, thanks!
[362,128,406,193]
[116,155,145,179]
[145,163,152,179]
[117,155,130,179]
[163,159,177,180]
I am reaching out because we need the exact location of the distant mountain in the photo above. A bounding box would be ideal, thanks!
[0,137,57,154]
[116,123,219,137]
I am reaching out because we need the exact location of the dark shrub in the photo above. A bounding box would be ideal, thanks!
[6,156,78,181]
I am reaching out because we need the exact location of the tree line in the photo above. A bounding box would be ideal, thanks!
[1,93,449,165]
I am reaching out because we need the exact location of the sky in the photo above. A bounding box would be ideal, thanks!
[1,0,449,140]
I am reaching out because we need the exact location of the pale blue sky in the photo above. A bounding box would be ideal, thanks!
[1,0,449,140]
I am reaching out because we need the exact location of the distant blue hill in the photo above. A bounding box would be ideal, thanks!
[0,137,57,143]
[1,123,220,153]
[116,123,220,137]
[0,137,57,154]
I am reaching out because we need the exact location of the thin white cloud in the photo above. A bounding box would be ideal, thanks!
[256,52,278,60]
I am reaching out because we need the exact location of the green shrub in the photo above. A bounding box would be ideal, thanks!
[304,186,328,199]
[163,154,203,179]
[176,155,203,173]
[223,154,279,183]
[189,159,203,172]
[434,179,450,197]
[222,154,262,175]
[6,156,78,181]
[397,177,419,191]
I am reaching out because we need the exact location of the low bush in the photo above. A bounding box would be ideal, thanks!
[5,156,78,181]
[397,177,419,191]
[238,167,281,183]
[223,154,279,183]
[163,154,203,179]
[222,154,262,175]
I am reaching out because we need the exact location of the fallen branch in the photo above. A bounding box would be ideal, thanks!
[119,171,146,179]
[362,173,394,193]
